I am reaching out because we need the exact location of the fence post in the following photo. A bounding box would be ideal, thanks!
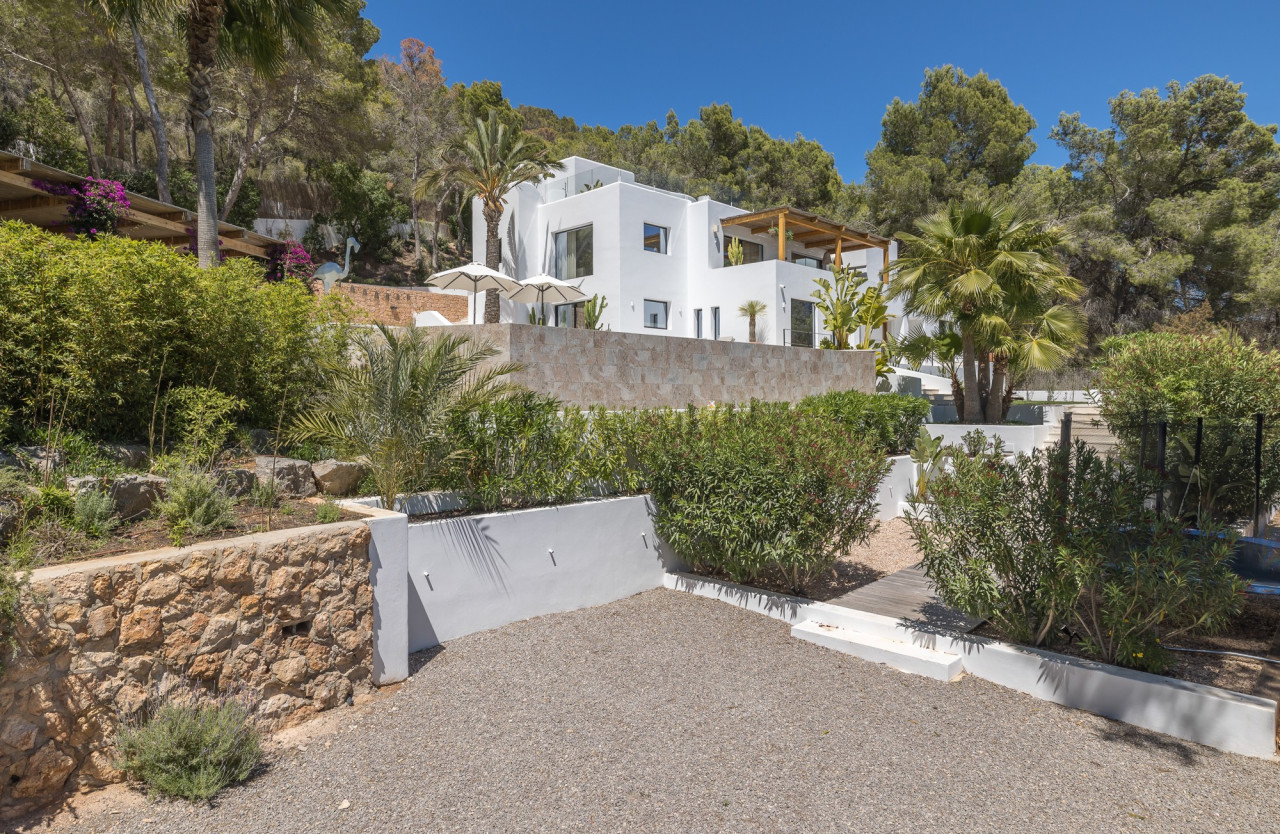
[1256,413,1265,535]
[1060,410,1073,448]
[1156,420,1167,516]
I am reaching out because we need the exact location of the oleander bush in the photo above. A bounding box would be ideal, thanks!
[797,390,931,455]
[0,221,351,443]
[908,442,1243,672]
[640,402,889,593]
[115,681,262,801]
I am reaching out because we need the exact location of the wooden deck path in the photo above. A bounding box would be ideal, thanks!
[826,566,982,634]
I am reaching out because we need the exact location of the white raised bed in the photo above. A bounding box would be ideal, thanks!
[925,406,1064,456]
[875,455,915,521]
[666,571,1277,759]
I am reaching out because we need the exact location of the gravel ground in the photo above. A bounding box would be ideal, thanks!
[18,589,1280,834]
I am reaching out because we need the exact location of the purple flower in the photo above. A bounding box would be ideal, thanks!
[265,240,316,285]
[35,177,130,240]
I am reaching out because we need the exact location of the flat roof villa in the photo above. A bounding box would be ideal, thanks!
[471,157,904,347]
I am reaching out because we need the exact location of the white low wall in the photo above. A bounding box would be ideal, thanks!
[404,495,677,650]
[876,455,915,521]
[926,406,1064,455]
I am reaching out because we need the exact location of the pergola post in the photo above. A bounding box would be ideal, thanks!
[777,212,787,262]
[879,243,891,340]
[834,237,843,269]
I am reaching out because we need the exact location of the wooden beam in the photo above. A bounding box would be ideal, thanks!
[777,212,786,262]
[0,195,62,213]
[834,236,842,269]
[0,157,31,173]
[0,169,40,191]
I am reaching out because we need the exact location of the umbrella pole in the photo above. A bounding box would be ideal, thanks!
[472,280,478,325]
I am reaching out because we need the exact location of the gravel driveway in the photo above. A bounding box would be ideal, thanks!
[19,589,1280,833]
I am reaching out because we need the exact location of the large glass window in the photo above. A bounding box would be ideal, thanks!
[553,225,593,279]
[723,237,763,266]
[643,223,669,254]
[643,299,669,329]
[792,254,821,269]
[694,308,703,338]
[790,300,815,348]
[711,306,721,339]
[555,302,581,328]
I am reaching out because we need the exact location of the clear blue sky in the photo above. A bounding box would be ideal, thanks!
[364,0,1280,183]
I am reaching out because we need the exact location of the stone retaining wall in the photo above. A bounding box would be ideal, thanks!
[0,521,375,816]
[329,283,468,326]
[441,324,876,408]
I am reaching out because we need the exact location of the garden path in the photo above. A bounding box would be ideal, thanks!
[826,565,982,633]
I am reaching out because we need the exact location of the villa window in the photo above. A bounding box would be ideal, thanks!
[555,302,582,328]
[723,237,763,266]
[792,254,822,269]
[711,306,721,339]
[643,223,669,253]
[695,308,703,338]
[553,224,593,279]
[643,299,669,330]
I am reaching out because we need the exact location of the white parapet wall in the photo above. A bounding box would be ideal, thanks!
[404,495,677,650]
[876,455,915,521]
[925,405,1065,455]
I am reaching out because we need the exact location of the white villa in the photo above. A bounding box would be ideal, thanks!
[470,157,904,347]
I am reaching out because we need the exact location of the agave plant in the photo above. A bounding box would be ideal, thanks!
[289,326,522,511]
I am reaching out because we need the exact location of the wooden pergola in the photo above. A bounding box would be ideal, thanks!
[720,206,891,280]
[0,151,274,259]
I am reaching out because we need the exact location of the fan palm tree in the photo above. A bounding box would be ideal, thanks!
[289,326,522,512]
[737,300,767,343]
[889,200,1082,423]
[418,111,564,322]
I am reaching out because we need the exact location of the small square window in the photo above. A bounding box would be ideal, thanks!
[643,223,668,254]
[643,299,669,329]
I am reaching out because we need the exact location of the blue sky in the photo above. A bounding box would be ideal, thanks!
[364,0,1280,183]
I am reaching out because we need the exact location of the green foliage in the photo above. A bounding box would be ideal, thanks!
[72,486,117,538]
[642,403,889,593]
[12,89,86,173]
[737,300,767,343]
[907,443,1243,671]
[314,163,409,262]
[583,294,608,330]
[314,498,342,523]
[726,237,744,266]
[156,469,236,543]
[115,683,262,802]
[865,66,1038,235]
[289,326,521,512]
[796,391,930,456]
[248,477,279,510]
[164,386,245,466]
[0,223,351,440]
[1096,330,1280,523]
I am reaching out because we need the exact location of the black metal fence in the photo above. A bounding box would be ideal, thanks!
[1059,411,1280,541]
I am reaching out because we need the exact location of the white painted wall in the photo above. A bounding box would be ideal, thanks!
[404,496,678,650]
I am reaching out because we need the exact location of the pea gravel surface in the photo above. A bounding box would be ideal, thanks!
[20,589,1280,834]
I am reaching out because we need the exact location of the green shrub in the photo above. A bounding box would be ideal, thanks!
[72,487,117,538]
[907,443,1243,671]
[642,403,889,593]
[797,390,931,455]
[115,682,262,801]
[1096,330,1280,525]
[0,222,351,442]
[156,469,236,543]
[315,498,342,524]
[248,478,280,510]
[163,386,245,466]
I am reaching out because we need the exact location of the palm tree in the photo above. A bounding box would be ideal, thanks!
[737,300,767,343]
[418,111,564,322]
[289,326,522,511]
[890,200,1082,423]
[172,0,353,267]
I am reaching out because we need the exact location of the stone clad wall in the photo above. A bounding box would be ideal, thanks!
[444,324,876,408]
[329,283,468,326]
[0,522,375,815]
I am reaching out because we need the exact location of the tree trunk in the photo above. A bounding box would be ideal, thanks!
[961,331,982,423]
[749,316,757,343]
[483,201,502,324]
[133,23,171,202]
[951,372,965,421]
[219,107,261,222]
[410,152,422,266]
[986,355,1008,424]
[55,65,99,177]
[977,353,992,422]
[187,0,224,267]
[430,199,442,271]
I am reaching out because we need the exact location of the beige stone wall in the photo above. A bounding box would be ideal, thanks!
[446,324,876,408]
[0,522,374,815]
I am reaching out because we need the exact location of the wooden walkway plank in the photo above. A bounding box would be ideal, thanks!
[826,566,982,633]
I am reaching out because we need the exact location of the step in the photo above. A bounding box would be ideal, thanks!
[791,619,964,682]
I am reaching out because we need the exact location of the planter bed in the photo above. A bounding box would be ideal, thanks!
[665,571,1279,759]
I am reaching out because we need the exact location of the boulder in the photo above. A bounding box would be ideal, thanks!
[99,443,150,469]
[246,429,275,454]
[65,476,102,495]
[108,474,168,520]
[254,456,316,499]
[311,460,367,496]
[15,446,65,475]
[217,467,258,498]
[0,449,19,469]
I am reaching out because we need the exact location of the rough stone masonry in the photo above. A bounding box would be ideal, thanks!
[0,521,375,817]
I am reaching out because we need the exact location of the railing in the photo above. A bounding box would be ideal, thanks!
[538,165,694,203]
[782,329,831,348]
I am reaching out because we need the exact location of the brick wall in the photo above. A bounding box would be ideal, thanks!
[328,284,468,326]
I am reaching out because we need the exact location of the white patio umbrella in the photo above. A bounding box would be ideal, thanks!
[428,262,523,323]
[508,274,588,325]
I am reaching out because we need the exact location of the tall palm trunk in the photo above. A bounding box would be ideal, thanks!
[748,316,757,343]
[483,201,502,323]
[131,21,171,203]
[187,0,224,267]
[960,330,982,423]
[986,355,1008,424]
